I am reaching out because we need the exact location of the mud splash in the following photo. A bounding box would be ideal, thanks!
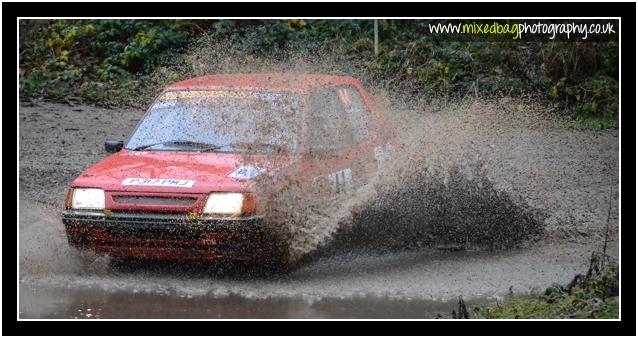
[324,164,546,256]
[261,96,553,261]
[19,37,617,272]
[135,38,562,263]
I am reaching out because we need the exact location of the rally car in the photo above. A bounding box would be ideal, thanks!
[62,74,394,267]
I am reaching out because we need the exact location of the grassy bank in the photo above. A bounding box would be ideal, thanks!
[467,252,619,319]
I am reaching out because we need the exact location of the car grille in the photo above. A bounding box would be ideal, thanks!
[107,226,201,240]
[113,196,197,206]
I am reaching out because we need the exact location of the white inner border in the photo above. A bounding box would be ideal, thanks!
[15,16,622,323]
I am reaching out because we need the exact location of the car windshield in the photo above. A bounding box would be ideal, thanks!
[126,90,302,154]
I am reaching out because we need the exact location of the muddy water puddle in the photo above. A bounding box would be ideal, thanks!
[19,286,465,319]
[19,239,617,319]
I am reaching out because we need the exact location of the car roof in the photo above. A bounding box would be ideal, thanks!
[164,73,361,93]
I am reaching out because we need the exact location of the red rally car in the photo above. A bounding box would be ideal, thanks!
[62,74,394,265]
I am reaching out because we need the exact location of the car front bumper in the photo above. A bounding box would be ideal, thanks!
[61,210,278,261]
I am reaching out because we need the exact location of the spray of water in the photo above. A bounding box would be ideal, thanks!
[136,37,549,264]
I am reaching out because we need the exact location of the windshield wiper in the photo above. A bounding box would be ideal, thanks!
[169,140,222,151]
[231,142,287,152]
[130,140,222,152]
[130,142,166,151]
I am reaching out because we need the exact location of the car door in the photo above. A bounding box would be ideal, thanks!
[333,84,381,187]
[305,86,376,204]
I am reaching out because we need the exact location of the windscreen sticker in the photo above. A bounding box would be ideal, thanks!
[159,90,285,102]
[338,88,352,107]
[152,99,178,109]
[122,178,195,188]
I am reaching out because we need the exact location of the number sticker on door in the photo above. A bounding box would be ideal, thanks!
[329,169,352,194]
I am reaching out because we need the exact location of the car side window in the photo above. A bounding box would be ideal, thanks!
[308,88,356,153]
[336,86,373,144]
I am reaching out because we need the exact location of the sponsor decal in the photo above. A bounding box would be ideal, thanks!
[228,166,266,180]
[329,168,353,194]
[374,146,385,161]
[122,178,195,188]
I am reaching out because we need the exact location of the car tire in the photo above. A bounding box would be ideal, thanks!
[247,259,290,277]
[109,256,144,272]
[255,248,293,275]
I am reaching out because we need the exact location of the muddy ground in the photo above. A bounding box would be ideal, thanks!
[18,101,619,319]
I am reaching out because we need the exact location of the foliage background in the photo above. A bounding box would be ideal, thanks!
[19,19,619,125]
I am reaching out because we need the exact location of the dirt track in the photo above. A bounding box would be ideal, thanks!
[18,101,619,318]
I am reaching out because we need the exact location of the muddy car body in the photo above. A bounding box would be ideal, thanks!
[62,74,393,265]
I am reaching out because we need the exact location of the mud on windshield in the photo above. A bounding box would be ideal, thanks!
[126,90,302,154]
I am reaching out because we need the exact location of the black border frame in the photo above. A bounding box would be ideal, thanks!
[5,2,635,336]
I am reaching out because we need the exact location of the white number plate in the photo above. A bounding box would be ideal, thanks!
[122,178,195,188]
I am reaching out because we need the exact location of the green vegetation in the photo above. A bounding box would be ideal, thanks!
[19,19,196,105]
[20,19,618,126]
[571,114,619,129]
[474,252,619,319]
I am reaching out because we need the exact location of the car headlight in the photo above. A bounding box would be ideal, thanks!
[203,193,255,216]
[71,188,105,210]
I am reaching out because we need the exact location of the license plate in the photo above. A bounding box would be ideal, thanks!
[122,178,195,188]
